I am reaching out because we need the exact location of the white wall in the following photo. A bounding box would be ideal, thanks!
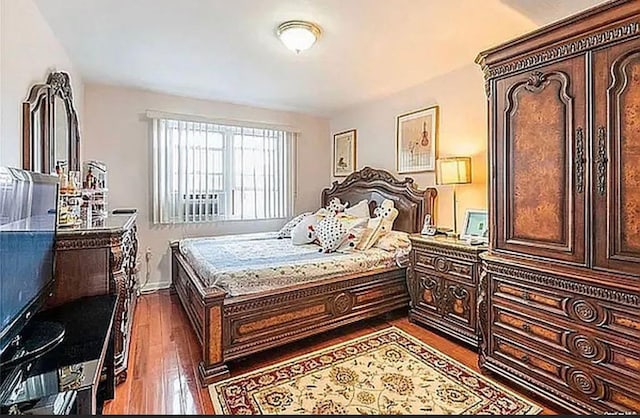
[330,64,488,232]
[83,84,330,290]
[0,0,83,167]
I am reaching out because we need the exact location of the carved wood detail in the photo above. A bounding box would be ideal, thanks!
[596,126,608,196]
[575,127,586,194]
[322,166,437,233]
[409,236,484,348]
[486,262,639,306]
[478,21,640,81]
[477,262,489,370]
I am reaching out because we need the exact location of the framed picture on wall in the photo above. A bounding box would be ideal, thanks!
[396,105,438,173]
[333,129,357,177]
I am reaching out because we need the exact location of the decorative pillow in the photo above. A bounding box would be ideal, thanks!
[337,225,367,252]
[326,197,349,214]
[315,214,351,253]
[344,199,370,219]
[277,212,312,239]
[291,214,319,245]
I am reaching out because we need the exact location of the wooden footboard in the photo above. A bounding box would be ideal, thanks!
[171,242,409,386]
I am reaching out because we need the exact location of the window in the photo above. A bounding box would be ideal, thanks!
[151,117,295,224]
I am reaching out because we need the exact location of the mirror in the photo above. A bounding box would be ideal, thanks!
[22,71,80,174]
[53,96,70,172]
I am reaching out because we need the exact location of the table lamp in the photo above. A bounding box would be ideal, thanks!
[436,157,472,236]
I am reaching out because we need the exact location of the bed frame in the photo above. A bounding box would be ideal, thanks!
[170,166,437,386]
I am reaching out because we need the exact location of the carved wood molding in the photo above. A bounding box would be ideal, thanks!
[223,270,405,316]
[575,127,586,194]
[477,262,489,370]
[413,244,479,262]
[55,235,123,250]
[486,263,640,306]
[480,22,640,81]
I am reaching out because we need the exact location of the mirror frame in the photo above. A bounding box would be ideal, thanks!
[22,71,80,174]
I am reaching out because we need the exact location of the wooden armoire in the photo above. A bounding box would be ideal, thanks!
[476,0,640,414]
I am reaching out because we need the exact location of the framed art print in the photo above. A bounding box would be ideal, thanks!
[333,129,356,177]
[396,105,438,173]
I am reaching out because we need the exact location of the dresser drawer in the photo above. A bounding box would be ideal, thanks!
[492,303,640,382]
[491,332,640,414]
[413,247,475,284]
[491,274,640,342]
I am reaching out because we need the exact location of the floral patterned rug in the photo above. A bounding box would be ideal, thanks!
[209,327,542,415]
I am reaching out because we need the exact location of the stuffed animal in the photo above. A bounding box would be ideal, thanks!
[326,197,349,215]
[356,199,399,251]
[314,214,351,253]
[372,199,399,232]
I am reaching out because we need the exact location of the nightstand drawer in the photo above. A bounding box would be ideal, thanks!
[413,247,475,284]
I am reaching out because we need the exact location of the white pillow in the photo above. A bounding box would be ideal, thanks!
[277,212,312,239]
[291,214,319,245]
[344,199,370,219]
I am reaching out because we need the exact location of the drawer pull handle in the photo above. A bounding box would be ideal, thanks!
[522,323,531,333]
[521,355,530,363]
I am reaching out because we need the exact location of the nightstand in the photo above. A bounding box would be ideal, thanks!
[407,234,487,347]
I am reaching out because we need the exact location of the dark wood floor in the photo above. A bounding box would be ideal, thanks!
[104,290,558,415]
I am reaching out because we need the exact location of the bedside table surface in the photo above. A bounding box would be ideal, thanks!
[409,234,488,253]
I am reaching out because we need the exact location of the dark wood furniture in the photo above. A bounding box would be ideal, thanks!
[52,214,138,385]
[23,71,80,174]
[476,0,640,413]
[171,166,437,386]
[0,295,117,415]
[407,235,486,347]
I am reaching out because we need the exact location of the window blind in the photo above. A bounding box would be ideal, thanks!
[151,118,295,224]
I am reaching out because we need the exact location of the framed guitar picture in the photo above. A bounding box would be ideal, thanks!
[396,105,438,173]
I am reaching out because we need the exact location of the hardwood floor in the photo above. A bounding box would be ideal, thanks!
[104,290,559,415]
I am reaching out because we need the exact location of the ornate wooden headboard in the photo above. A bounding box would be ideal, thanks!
[321,167,437,234]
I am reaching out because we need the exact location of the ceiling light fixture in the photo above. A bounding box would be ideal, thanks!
[277,20,321,54]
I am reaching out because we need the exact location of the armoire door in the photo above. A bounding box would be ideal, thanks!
[593,38,640,277]
[493,55,587,265]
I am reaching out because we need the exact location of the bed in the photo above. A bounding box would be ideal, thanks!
[170,167,437,386]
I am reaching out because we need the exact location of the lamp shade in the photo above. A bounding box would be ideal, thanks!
[436,157,472,185]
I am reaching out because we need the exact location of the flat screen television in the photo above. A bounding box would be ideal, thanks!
[0,167,59,358]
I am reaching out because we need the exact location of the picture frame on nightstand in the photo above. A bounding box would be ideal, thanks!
[460,209,488,243]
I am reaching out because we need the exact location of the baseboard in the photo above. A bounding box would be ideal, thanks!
[139,280,172,294]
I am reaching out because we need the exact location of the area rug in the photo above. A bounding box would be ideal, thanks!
[209,327,542,415]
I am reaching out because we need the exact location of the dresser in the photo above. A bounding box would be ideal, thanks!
[407,234,486,347]
[52,213,139,385]
[476,1,640,413]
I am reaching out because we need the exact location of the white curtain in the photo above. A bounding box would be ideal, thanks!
[152,118,295,224]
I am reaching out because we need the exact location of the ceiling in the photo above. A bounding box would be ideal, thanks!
[35,0,607,116]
